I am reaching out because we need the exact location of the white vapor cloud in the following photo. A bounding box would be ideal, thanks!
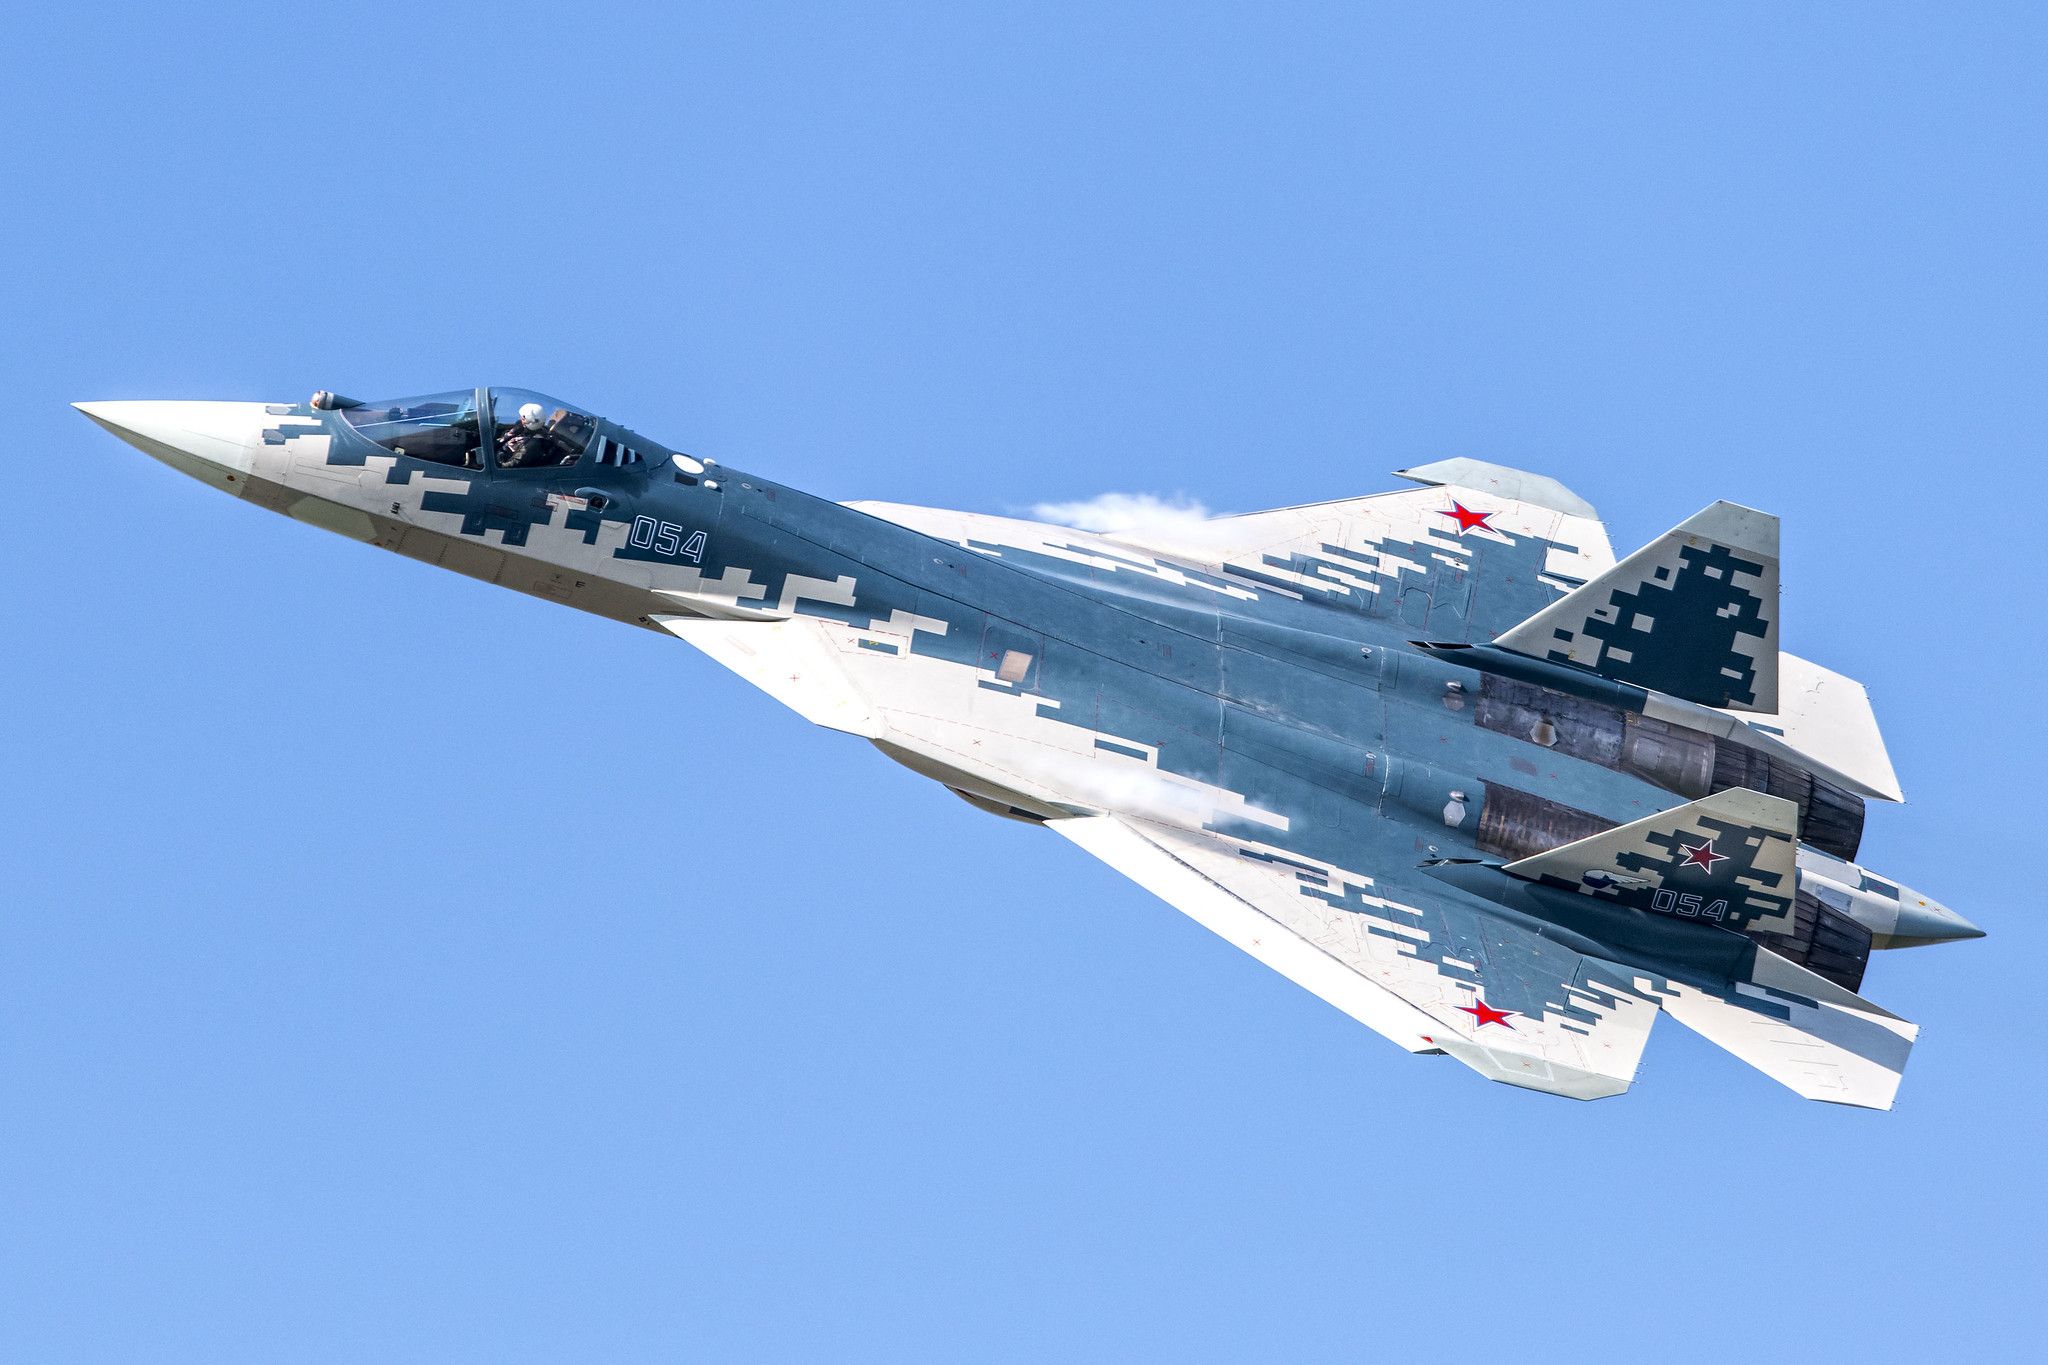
[1024,491,1213,534]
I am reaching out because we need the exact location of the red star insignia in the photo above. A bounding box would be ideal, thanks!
[1679,839,1726,871]
[1456,997,1516,1029]
[1438,501,1495,535]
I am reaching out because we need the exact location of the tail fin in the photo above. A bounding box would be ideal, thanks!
[1505,788,1918,1108]
[1504,787,1800,937]
[1495,501,1780,712]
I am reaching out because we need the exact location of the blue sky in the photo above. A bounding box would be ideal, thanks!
[4,3,2043,1360]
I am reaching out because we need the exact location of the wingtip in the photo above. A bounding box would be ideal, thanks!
[1392,458,1600,520]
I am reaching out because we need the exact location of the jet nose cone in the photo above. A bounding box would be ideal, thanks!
[74,399,274,494]
[1883,888,1986,948]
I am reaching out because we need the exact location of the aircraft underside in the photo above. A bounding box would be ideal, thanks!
[78,391,1981,1109]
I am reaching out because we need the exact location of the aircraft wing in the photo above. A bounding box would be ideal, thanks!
[1052,814,1661,1101]
[1099,458,1617,643]
[852,458,1616,645]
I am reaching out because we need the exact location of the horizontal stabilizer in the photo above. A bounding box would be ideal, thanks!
[1733,653,1905,804]
[1507,790,1918,1106]
[1496,501,1780,712]
[1654,950,1917,1109]
[1505,788,1801,936]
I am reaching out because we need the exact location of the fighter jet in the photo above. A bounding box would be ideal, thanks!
[76,388,1983,1108]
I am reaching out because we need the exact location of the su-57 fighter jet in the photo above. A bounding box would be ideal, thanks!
[78,388,1982,1108]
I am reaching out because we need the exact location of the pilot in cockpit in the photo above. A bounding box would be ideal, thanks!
[496,402,559,468]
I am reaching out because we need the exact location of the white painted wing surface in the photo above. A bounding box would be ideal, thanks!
[1651,951,1918,1110]
[1053,814,1662,1101]
[1102,482,1615,643]
[853,460,1616,646]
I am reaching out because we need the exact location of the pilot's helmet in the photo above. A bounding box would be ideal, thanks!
[517,402,545,430]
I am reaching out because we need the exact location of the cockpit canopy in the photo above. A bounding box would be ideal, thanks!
[488,388,598,469]
[339,390,484,466]
[338,388,615,471]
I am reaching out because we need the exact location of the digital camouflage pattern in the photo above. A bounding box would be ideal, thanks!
[78,389,1982,1108]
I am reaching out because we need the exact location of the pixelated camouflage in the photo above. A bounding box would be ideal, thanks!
[76,389,1982,1109]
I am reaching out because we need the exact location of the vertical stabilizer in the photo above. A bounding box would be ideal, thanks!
[1503,787,1801,936]
[1495,501,1779,712]
[1503,788,1917,1108]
